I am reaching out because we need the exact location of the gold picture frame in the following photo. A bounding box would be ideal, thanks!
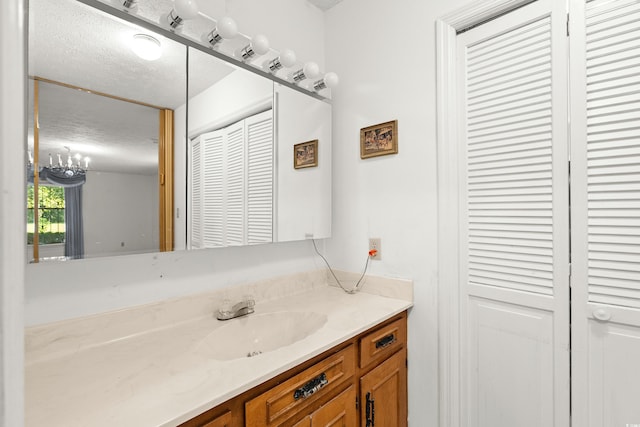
[360,120,398,159]
[294,139,318,169]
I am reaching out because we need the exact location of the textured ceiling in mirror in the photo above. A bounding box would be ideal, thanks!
[28,81,160,175]
[28,0,235,109]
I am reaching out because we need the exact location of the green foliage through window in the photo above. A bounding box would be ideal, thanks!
[27,185,65,245]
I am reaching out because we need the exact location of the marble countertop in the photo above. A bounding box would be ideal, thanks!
[25,272,412,427]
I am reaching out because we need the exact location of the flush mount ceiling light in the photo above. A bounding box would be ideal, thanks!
[205,16,238,47]
[131,34,162,61]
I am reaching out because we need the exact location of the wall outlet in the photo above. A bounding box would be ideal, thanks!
[369,238,381,260]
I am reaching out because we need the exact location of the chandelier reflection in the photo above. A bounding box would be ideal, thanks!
[28,147,90,187]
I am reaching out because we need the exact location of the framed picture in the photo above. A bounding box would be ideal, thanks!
[360,120,398,159]
[294,139,318,169]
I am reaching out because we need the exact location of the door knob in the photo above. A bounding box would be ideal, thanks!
[593,308,611,322]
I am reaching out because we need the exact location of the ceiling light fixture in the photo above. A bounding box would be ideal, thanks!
[205,16,238,47]
[131,34,162,61]
[313,72,339,91]
[265,48,297,73]
[166,0,199,30]
[291,62,320,83]
[238,34,270,61]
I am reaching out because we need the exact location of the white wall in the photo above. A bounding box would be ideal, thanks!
[323,0,469,425]
[83,170,158,257]
[0,0,25,425]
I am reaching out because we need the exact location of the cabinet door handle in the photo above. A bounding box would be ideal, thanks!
[293,372,328,400]
[375,333,396,349]
[366,392,375,426]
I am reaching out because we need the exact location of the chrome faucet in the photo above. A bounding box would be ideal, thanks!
[216,298,255,320]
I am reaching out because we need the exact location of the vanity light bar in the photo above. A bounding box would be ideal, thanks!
[76,0,332,102]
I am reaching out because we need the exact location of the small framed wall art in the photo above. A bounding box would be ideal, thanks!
[294,139,318,169]
[360,120,398,159]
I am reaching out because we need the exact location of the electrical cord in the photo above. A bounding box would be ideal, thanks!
[312,239,375,294]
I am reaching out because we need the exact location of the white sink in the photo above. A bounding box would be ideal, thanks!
[195,311,328,360]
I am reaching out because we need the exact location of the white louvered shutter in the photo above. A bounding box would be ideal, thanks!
[189,137,203,249]
[570,0,640,424]
[225,121,246,246]
[584,0,640,308]
[202,129,225,248]
[458,1,570,425]
[465,16,556,296]
[246,110,274,245]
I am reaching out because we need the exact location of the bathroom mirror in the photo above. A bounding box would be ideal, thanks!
[27,0,187,262]
[27,0,332,262]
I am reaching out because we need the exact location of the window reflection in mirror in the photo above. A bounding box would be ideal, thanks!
[27,0,186,262]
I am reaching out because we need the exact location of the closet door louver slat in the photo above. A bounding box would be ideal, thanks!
[225,123,246,246]
[465,16,555,297]
[190,138,203,249]
[586,0,640,309]
[203,131,225,248]
[246,111,273,245]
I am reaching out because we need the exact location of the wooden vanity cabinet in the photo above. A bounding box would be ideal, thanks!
[180,311,407,427]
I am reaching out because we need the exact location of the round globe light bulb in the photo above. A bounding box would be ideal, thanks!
[217,16,237,39]
[324,72,339,88]
[279,49,297,68]
[252,34,270,55]
[174,0,199,20]
[131,34,162,61]
[303,62,320,79]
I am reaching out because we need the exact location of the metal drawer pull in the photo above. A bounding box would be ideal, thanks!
[375,333,396,349]
[366,392,375,426]
[293,373,328,400]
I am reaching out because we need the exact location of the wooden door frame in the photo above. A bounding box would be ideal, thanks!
[435,1,539,426]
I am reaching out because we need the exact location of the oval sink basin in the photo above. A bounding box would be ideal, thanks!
[195,311,327,360]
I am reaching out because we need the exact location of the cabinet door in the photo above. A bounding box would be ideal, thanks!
[201,410,232,427]
[359,349,407,427]
[310,385,356,427]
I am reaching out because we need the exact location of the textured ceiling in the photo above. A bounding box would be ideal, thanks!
[28,0,238,174]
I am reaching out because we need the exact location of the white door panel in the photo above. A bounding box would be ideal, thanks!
[468,297,555,427]
[570,0,640,425]
[457,1,570,426]
[588,318,640,426]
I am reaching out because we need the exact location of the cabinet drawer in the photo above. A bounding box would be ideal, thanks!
[245,345,355,427]
[359,317,406,369]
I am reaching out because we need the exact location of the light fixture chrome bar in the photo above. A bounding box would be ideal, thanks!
[167,10,183,29]
[268,57,284,73]
[76,0,330,102]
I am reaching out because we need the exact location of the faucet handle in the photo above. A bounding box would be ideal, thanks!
[219,298,232,314]
[244,295,255,308]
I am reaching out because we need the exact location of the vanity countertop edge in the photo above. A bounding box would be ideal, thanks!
[25,273,413,427]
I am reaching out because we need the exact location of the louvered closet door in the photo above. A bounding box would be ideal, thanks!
[189,137,203,249]
[225,121,246,246]
[202,129,225,248]
[246,110,273,245]
[457,1,570,426]
[570,0,640,425]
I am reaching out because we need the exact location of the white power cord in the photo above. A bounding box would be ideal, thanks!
[312,239,374,294]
